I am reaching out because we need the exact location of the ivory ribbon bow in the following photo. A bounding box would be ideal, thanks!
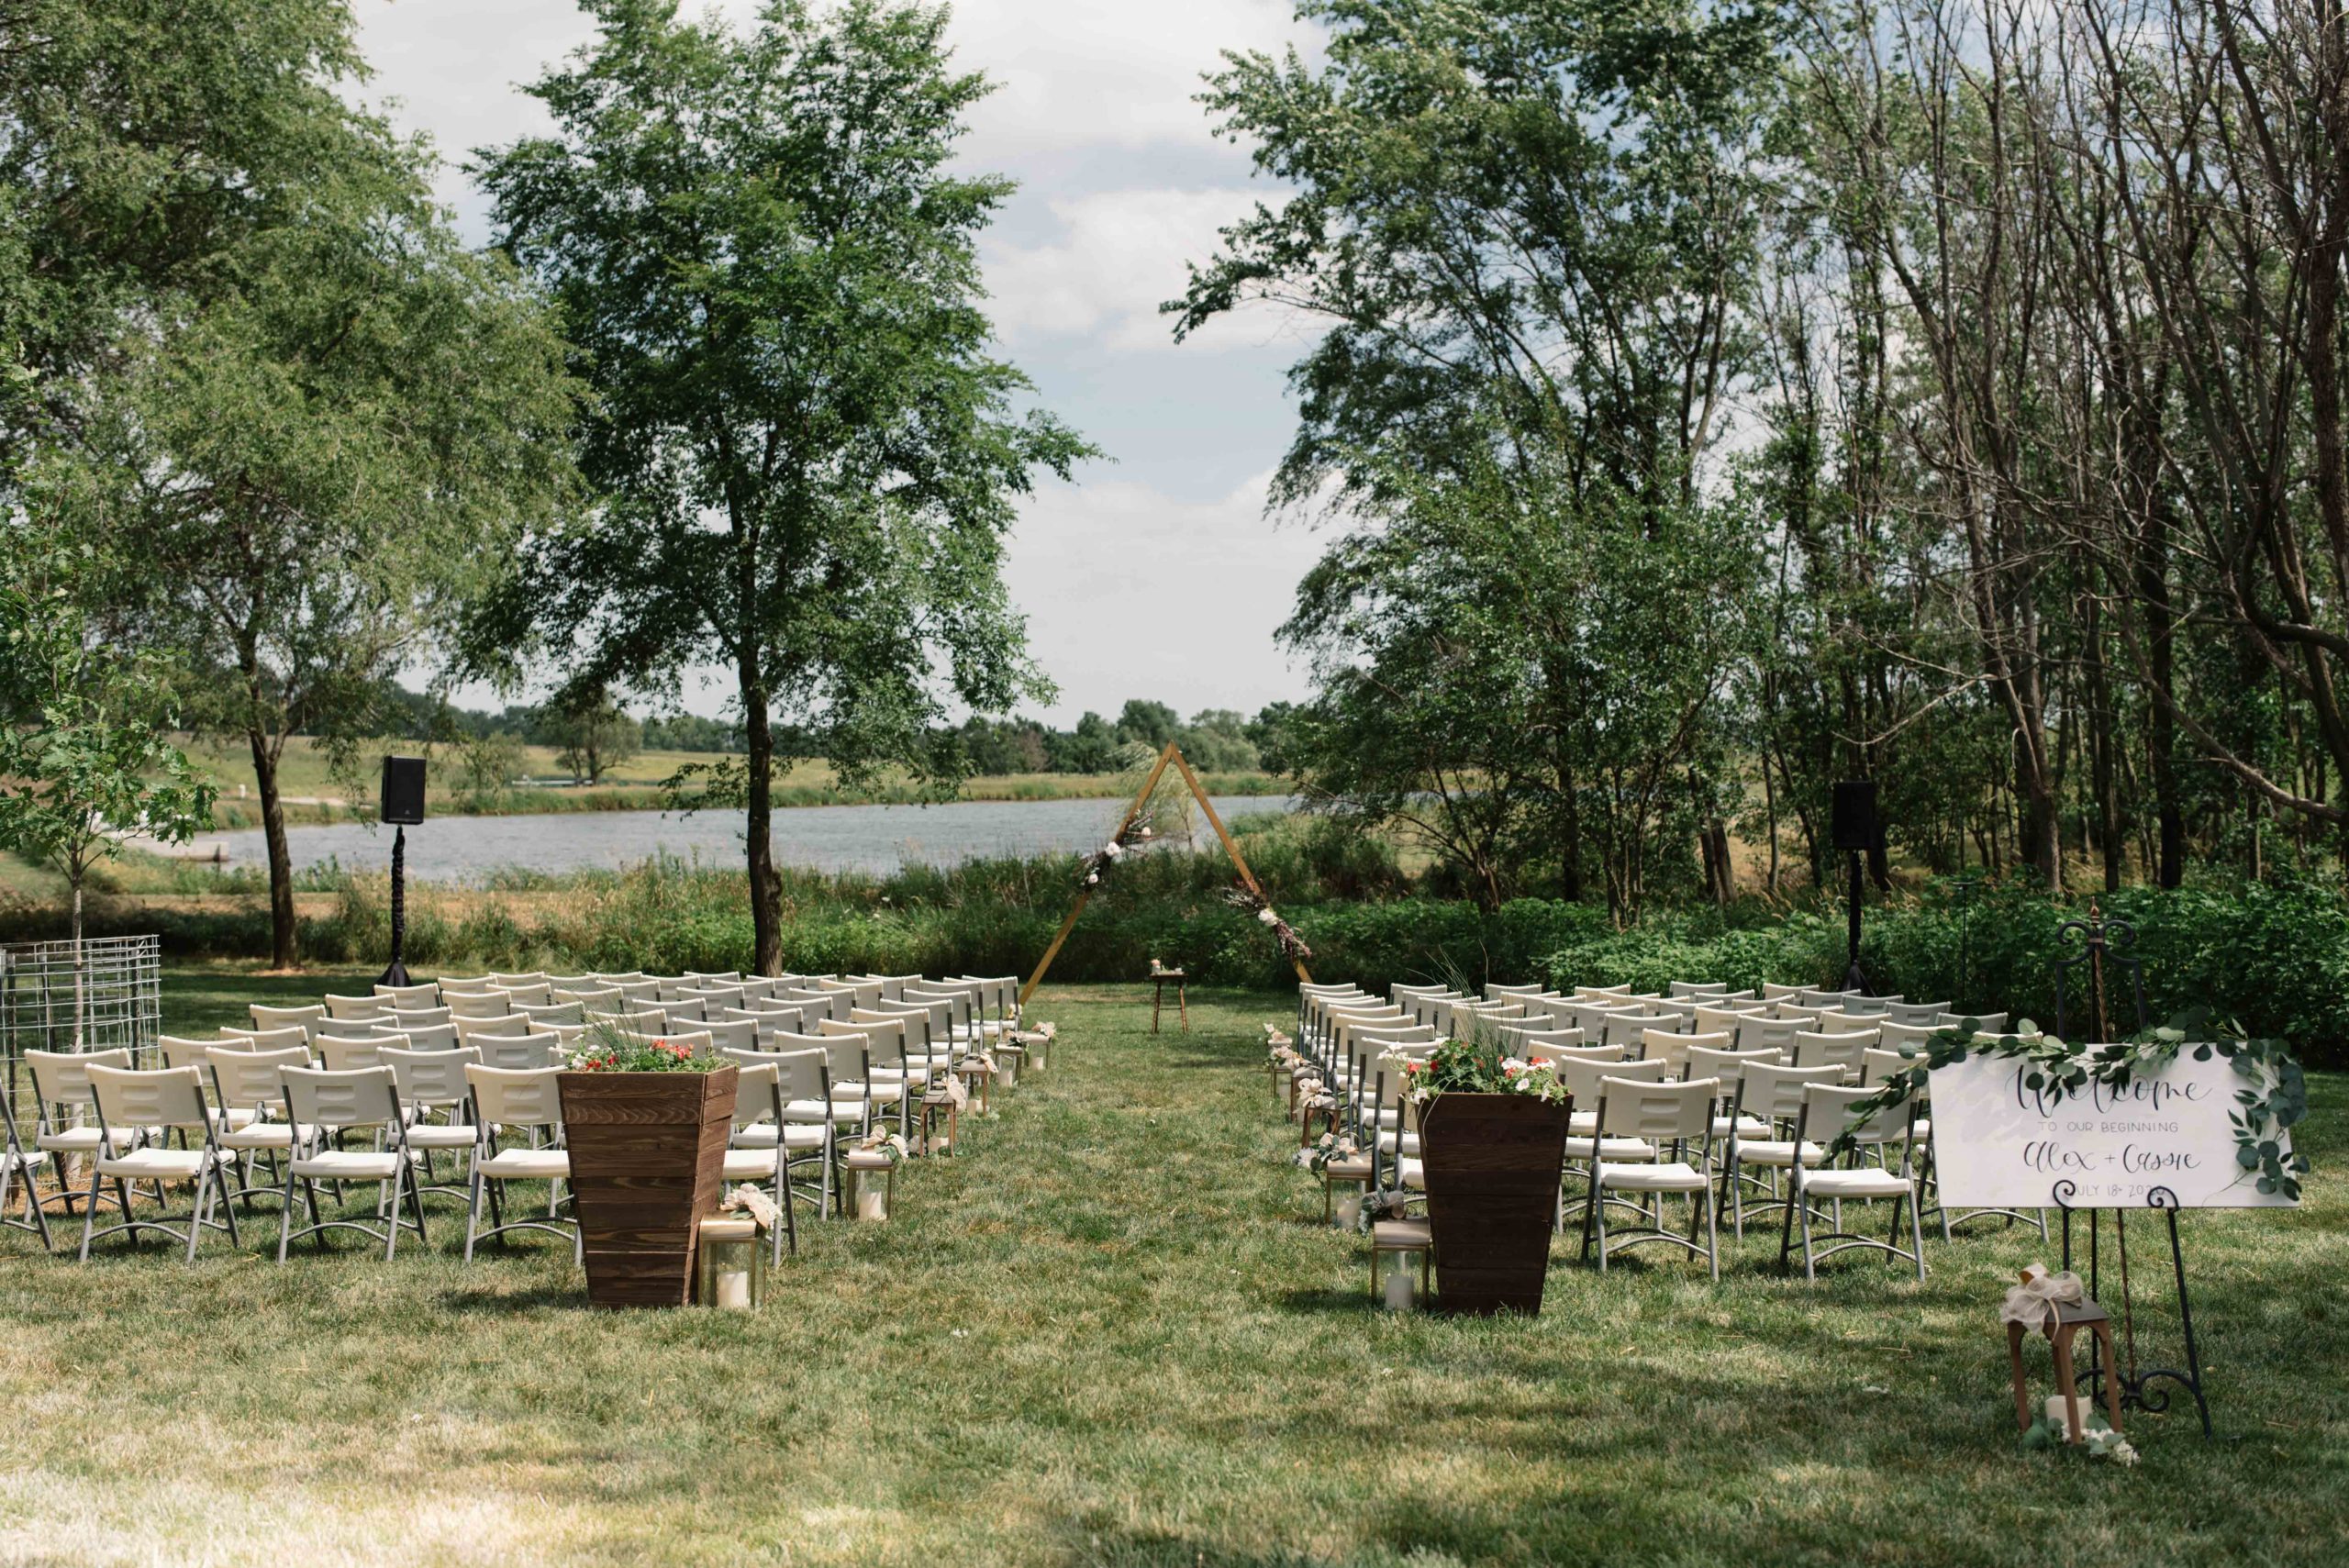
[1999,1262,2086,1331]
[720,1184,780,1234]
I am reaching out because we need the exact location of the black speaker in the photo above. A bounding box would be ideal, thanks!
[1831,779,1879,851]
[380,756,427,826]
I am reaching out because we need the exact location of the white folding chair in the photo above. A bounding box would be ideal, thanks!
[1781,1083,1926,1281]
[462,1064,574,1262]
[77,1065,240,1262]
[274,1065,427,1262]
[1577,1076,1720,1279]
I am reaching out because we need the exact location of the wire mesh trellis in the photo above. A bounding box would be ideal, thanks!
[3,935,162,1140]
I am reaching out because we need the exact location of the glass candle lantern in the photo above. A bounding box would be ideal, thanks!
[843,1150,896,1222]
[994,1045,1021,1090]
[696,1217,764,1310]
[1376,1246,1422,1312]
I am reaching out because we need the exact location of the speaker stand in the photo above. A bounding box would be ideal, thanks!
[1842,847,1870,994]
[378,824,411,988]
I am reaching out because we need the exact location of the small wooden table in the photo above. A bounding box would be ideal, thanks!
[2007,1299,2124,1442]
[1151,966,1188,1034]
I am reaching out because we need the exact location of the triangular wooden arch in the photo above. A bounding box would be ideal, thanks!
[1019,740,1313,1008]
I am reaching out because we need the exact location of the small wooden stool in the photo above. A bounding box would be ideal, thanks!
[1151,966,1188,1033]
[2007,1299,2124,1442]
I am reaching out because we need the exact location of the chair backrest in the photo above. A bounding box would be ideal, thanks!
[1597,1074,1718,1140]
[373,983,440,1007]
[852,1004,936,1055]
[376,1022,460,1053]
[597,978,662,1004]
[250,1002,325,1032]
[383,1043,482,1108]
[1558,1052,1666,1106]
[1759,982,1805,1000]
[222,1024,314,1054]
[1800,1080,1913,1147]
[1693,1005,1763,1038]
[464,1063,563,1130]
[1642,1027,1728,1076]
[1772,1002,1824,1026]
[87,1063,211,1134]
[1486,982,1550,1002]
[321,993,392,1020]
[1798,988,1864,1009]
[389,1005,454,1029]
[735,976,782,1003]
[1686,1043,1781,1089]
[157,1033,228,1071]
[1859,1047,1914,1089]
[593,971,651,984]
[26,1047,134,1111]
[724,1046,829,1105]
[899,984,967,1028]
[821,1016,904,1069]
[1876,1019,1942,1055]
[1597,1009,1674,1049]
[1735,1016,1803,1054]
[1737,1061,1847,1123]
[455,1014,531,1042]
[317,1034,392,1072]
[206,1045,310,1111]
[436,974,506,995]
[729,1062,781,1130]
[1501,1025,1586,1051]
[474,1031,560,1072]
[700,1018,760,1054]
[313,1015,391,1040]
[1943,1009,2008,1033]
[785,1031,864,1087]
[589,1007,671,1032]
[688,982,747,1008]
[517,1000,584,1028]
[1669,981,1728,998]
[657,995,708,1025]
[1886,1000,1950,1027]
[281,1063,400,1130]
[1807,1010,1876,1035]
[781,988,846,1023]
[957,975,1019,1017]
[495,982,554,1008]
[445,991,518,1020]
[1834,995,1890,1018]
[1791,1029,1875,1075]
[683,970,742,984]
[490,971,551,988]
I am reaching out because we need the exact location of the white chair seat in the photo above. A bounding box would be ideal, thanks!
[1710,1116,1769,1139]
[1576,1137,1659,1162]
[731,1124,825,1151]
[94,1147,220,1181]
[782,1097,864,1124]
[473,1149,571,1180]
[1803,1169,1915,1199]
[1396,1155,1425,1190]
[834,1081,904,1106]
[291,1150,405,1181]
[1375,1130,1421,1157]
[1734,1140,1827,1167]
[218,1121,317,1152]
[37,1127,146,1155]
[722,1148,782,1181]
[404,1124,480,1151]
[1596,1160,1707,1192]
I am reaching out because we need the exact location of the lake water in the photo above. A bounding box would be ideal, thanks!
[184,795,1296,883]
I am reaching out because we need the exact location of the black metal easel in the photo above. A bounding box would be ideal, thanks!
[2049,904,2211,1438]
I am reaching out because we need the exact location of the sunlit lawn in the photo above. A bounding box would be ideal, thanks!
[0,973,2342,1566]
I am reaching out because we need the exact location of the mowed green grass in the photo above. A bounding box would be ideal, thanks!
[1,973,2343,1567]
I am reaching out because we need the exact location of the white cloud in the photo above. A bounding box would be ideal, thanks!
[983,187,1308,352]
[1006,471,1324,723]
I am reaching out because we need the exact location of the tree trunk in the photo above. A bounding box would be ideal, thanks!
[249,728,297,969]
[740,679,783,977]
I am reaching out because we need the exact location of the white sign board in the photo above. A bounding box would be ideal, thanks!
[1928,1051,2297,1210]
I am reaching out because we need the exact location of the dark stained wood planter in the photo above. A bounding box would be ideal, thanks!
[559,1066,738,1309]
[1418,1092,1571,1315]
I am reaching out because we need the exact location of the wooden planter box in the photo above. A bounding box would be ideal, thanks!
[559,1066,739,1309]
[1418,1092,1571,1315]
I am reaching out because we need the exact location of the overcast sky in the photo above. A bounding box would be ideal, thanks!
[353,0,1329,726]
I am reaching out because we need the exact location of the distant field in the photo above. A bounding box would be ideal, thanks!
[172,735,1283,828]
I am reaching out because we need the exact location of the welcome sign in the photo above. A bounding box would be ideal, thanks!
[1928,1051,2298,1210]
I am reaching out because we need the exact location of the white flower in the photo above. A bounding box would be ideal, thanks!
[1102,840,1123,858]
[1138,827,1153,839]
[1257,908,1280,927]
[1085,872,1099,884]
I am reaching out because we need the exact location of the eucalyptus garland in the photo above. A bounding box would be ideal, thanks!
[1836,1008,2310,1200]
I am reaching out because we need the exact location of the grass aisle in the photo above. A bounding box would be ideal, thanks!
[1,980,2343,1566]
